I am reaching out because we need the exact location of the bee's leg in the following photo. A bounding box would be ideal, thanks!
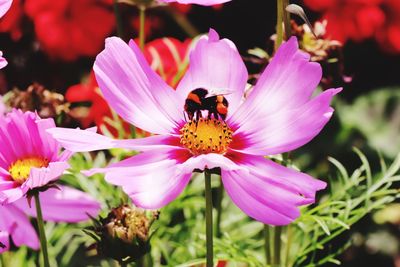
[183,111,188,122]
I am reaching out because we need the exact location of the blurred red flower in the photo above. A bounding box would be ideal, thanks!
[303,0,400,53]
[171,2,223,13]
[24,0,115,61]
[143,37,192,87]
[66,37,192,136]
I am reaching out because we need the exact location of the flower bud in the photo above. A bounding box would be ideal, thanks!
[86,205,159,264]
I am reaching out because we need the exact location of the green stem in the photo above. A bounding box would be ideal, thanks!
[215,177,224,238]
[275,0,284,51]
[136,256,144,267]
[204,170,213,267]
[283,0,291,39]
[139,6,146,51]
[0,254,5,267]
[273,226,282,267]
[264,225,272,266]
[113,0,124,38]
[34,193,50,267]
[164,6,199,37]
[285,225,292,267]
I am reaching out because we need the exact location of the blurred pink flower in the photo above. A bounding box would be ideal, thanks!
[0,0,22,41]
[0,186,100,253]
[158,0,231,5]
[0,0,11,68]
[0,109,75,204]
[0,0,12,17]
[49,29,341,225]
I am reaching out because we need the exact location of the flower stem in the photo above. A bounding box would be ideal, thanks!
[139,5,146,51]
[0,254,5,267]
[264,225,272,265]
[215,177,224,238]
[283,0,291,39]
[285,225,292,267]
[34,192,50,267]
[275,0,284,51]
[164,6,199,37]
[113,0,124,38]
[272,226,282,267]
[204,170,213,267]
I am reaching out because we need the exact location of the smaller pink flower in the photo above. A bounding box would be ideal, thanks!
[0,109,74,204]
[0,186,100,253]
[158,0,231,6]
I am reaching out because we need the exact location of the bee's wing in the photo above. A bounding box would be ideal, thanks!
[205,88,234,97]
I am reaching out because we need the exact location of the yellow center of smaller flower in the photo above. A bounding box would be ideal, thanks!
[180,118,233,155]
[9,157,49,184]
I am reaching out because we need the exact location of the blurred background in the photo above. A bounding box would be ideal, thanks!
[0,0,399,266]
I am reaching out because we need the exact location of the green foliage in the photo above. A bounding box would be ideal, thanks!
[2,139,400,266]
[336,88,400,158]
[290,149,400,267]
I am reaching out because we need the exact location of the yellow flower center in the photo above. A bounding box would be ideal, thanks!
[180,118,233,155]
[9,157,49,184]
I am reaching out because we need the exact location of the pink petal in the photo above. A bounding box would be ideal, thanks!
[86,148,193,209]
[0,186,25,204]
[0,111,59,165]
[0,0,12,18]
[0,203,39,250]
[222,169,299,225]
[228,152,327,201]
[0,52,7,69]
[230,88,342,155]
[22,161,70,190]
[94,37,183,135]
[0,231,9,253]
[34,116,60,161]
[221,152,326,225]
[230,37,324,126]
[158,0,231,5]
[14,186,100,223]
[177,152,247,174]
[47,127,181,152]
[176,29,248,116]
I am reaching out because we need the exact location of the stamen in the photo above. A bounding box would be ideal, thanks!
[9,157,49,184]
[180,118,233,155]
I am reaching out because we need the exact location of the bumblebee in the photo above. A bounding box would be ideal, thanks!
[184,88,229,121]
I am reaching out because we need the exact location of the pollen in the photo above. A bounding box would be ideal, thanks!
[180,118,233,155]
[9,156,49,184]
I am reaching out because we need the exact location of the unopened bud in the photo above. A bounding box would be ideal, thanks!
[85,205,159,264]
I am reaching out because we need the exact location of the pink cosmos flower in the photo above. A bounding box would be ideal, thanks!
[0,109,82,204]
[49,29,341,225]
[158,0,231,6]
[0,109,100,252]
[0,186,100,253]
